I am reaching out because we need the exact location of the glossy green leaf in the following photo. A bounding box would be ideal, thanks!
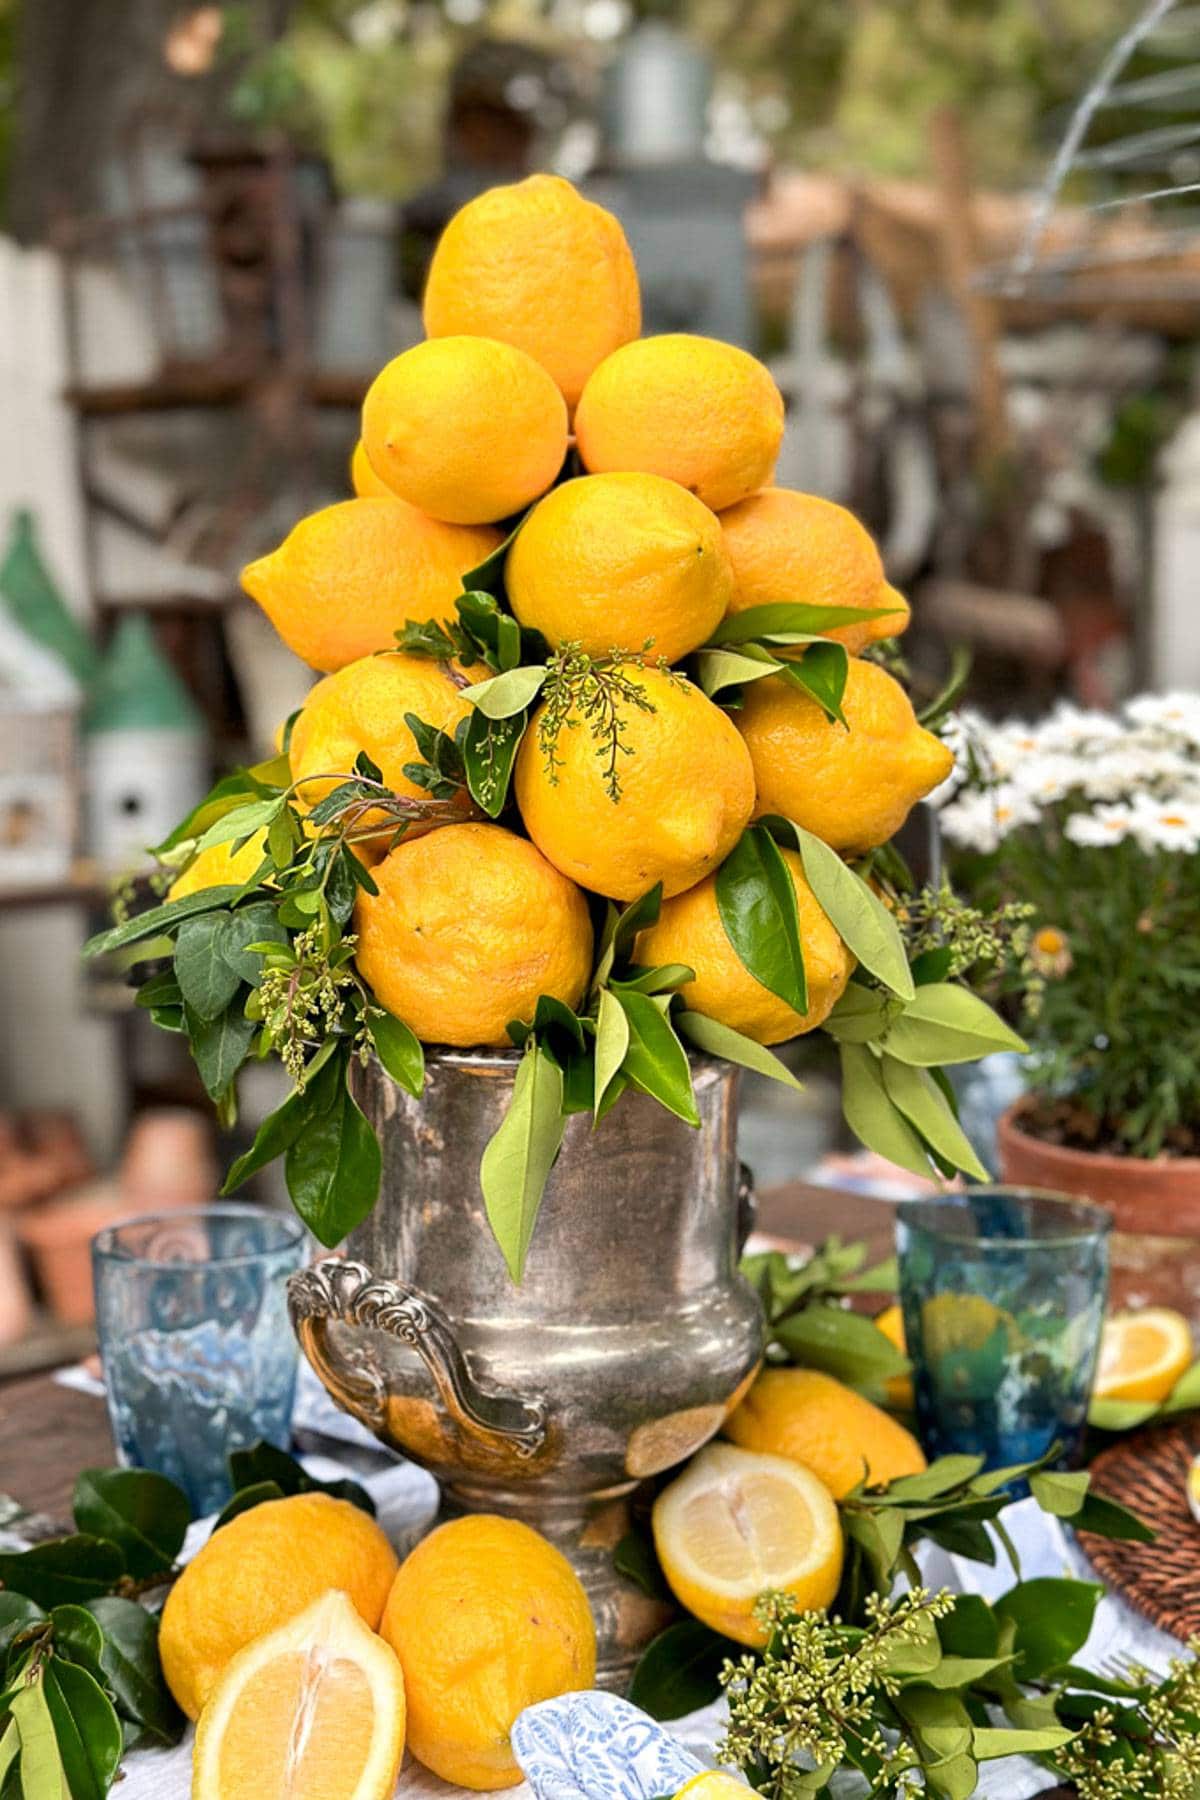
[218,902,288,986]
[612,1532,669,1600]
[973,1725,1077,1760]
[779,640,849,724]
[0,1726,16,1791]
[780,822,914,1000]
[995,1578,1104,1679]
[285,1061,382,1247]
[212,1480,286,1530]
[479,1039,566,1282]
[82,886,245,959]
[838,1044,932,1179]
[593,988,629,1119]
[72,1470,189,1581]
[42,1662,122,1800]
[611,885,664,963]
[692,647,783,697]
[226,1442,375,1516]
[615,990,699,1126]
[1028,1469,1090,1519]
[880,1056,989,1181]
[10,1677,68,1800]
[463,708,527,817]
[0,1595,45,1665]
[822,984,896,1045]
[627,1620,731,1721]
[191,796,284,854]
[676,1012,803,1090]
[174,914,242,1020]
[882,984,1027,1067]
[773,1304,908,1389]
[461,665,547,719]
[185,1002,256,1102]
[0,1540,125,1612]
[83,1599,185,1746]
[707,601,904,646]
[47,1607,105,1683]
[221,1057,341,1196]
[611,964,694,996]
[716,826,807,1015]
[1071,1489,1155,1543]
[369,1012,425,1097]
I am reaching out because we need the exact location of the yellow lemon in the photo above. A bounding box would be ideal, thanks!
[635,848,853,1044]
[514,665,756,901]
[507,472,733,663]
[353,822,593,1047]
[652,1443,843,1648]
[361,336,568,525]
[192,1590,406,1800]
[288,651,474,835]
[241,497,500,674]
[719,489,910,654]
[168,830,268,900]
[380,1514,595,1790]
[575,334,784,514]
[159,1493,398,1721]
[1094,1307,1193,1404]
[422,173,640,411]
[676,1779,750,1798]
[350,436,394,497]
[737,659,954,854]
[874,1302,915,1411]
[724,1367,926,1501]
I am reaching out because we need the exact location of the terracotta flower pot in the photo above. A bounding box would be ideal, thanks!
[997,1099,1200,1320]
[15,1179,130,1326]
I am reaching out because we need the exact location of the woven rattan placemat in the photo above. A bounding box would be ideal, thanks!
[1077,1417,1200,1643]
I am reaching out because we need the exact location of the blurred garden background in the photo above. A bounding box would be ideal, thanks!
[3,0,1200,1367]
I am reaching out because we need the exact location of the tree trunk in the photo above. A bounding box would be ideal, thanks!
[9,0,294,243]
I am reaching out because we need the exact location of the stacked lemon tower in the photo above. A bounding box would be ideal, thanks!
[238,173,950,1052]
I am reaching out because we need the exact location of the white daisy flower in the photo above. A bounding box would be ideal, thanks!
[1065,803,1138,847]
[1128,794,1200,854]
[1012,752,1087,804]
[939,783,1037,854]
[1125,692,1200,746]
[1037,705,1123,753]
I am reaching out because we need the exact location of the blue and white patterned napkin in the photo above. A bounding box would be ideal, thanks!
[512,1692,707,1800]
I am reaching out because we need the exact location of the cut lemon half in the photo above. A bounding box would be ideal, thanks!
[192,1590,406,1800]
[652,1443,843,1649]
[676,1775,750,1797]
[1094,1307,1193,1404]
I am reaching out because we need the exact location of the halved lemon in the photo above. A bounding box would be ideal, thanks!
[676,1776,751,1797]
[192,1590,406,1800]
[651,1443,843,1648]
[1093,1307,1193,1404]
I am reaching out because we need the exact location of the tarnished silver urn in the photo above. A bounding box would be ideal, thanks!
[288,1051,764,1683]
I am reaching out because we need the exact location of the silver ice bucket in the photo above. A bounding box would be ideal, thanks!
[288,1050,764,1682]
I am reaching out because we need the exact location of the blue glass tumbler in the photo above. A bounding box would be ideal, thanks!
[896,1188,1110,1474]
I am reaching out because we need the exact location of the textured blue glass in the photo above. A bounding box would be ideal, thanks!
[92,1206,306,1515]
[897,1188,1110,1479]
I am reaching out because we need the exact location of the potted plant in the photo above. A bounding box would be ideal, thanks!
[934,692,1200,1247]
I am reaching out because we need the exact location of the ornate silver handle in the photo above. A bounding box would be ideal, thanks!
[288,1258,548,1460]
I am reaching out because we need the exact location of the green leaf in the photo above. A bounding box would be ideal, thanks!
[368,1012,425,1097]
[285,1060,382,1247]
[191,797,284,854]
[479,1039,566,1283]
[0,1726,16,1792]
[186,1001,256,1102]
[71,1470,189,1582]
[626,1620,732,1721]
[879,1056,989,1180]
[0,1594,45,1664]
[995,1578,1103,1679]
[461,665,547,719]
[692,647,783,698]
[615,990,699,1126]
[612,1532,669,1600]
[676,1012,803,1090]
[42,1662,122,1800]
[611,885,664,964]
[918,1655,1013,1690]
[212,1481,286,1530]
[1164,1359,1200,1414]
[938,1595,999,1659]
[1086,1395,1161,1432]
[82,886,245,959]
[226,1442,375,1516]
[1028,1469,1090,1519]
[1071,1489,1156,1543]
[878,1456,986,1501]
[174,914,243,1020]
[593,987,629,1119]
[716,826,807,1015]
[84,1598,184,1746]
[779,640,848,725]
[707,601,905,646]
[610,964,694,996]
[822,985,895,1045]
[0,1540,125,1612]
[463,708,527,817]
[461,513,526,593]
[773,1304,908,1389]
[843,1507,905,1591]
[882,984,1027,1067]
[972,1725,1077,1760]
[917,646,972,728]
[837,1043,932,1179]
[218,903,288,986]
[779,822,914,1000]
[10,1676,68,1800]
[220,1060,341,1196]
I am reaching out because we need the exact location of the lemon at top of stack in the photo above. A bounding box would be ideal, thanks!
[515,665,755,902]
[507,471,734,663]
[724,1366,927,1501]
[241,497,499,674]
[719,488,911,654]
[635,847,854,1045]
[421,172,641,411]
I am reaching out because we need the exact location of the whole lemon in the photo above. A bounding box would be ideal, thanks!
[288,651,474,833]
[361,337,568,525]
[635,848,853,1044]
[737,660,954,853]
[575,335,784,514]
[874,1302,915,1411]
[724,1367,926,1500]
[168,830,268,900]
[422,173,640,411]
[350,436,394,497]
[380,1514,595,1790]
[241,498,500,674]
[507,473,733,663]
[514,666,755,902]
[719,489,910,654]
[159,1493,398,1721]
[353,822,593,1047]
